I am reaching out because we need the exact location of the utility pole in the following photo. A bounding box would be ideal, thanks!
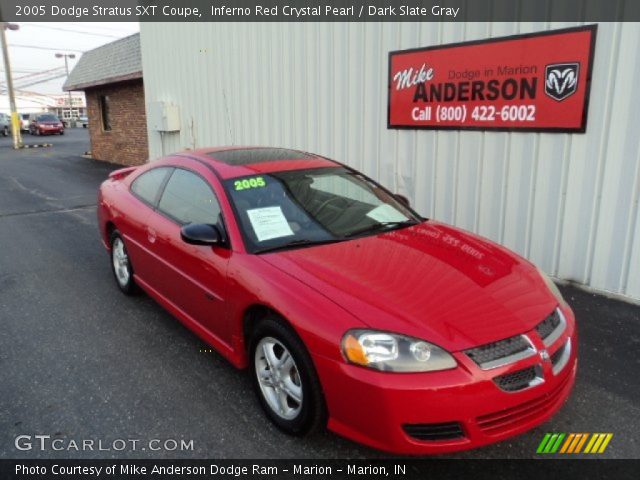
[55,53,75,124]
[1,22,23,149]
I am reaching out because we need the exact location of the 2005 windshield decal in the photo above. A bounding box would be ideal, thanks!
[388,25,597,133]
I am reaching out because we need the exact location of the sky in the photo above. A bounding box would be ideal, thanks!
[1,22,140,98]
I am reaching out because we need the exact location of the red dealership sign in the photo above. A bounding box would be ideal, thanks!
[388,25,597,132]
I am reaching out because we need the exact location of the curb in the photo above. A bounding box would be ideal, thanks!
[17,144,53,149]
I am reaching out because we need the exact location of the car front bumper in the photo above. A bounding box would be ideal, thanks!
[314,306,577,454]
[39,127,63,134]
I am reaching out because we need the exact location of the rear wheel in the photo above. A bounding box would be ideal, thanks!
[2,126,7,137]
[110,230,137,295]
[250,316,326,435]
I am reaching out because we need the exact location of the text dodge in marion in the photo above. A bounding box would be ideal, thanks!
[16,461,408,476]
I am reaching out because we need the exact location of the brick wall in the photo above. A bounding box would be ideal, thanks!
[85,80,148,166]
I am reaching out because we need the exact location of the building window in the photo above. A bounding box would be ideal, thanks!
[100,95,111,131]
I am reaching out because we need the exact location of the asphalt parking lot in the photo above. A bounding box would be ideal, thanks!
[1,129,639,459]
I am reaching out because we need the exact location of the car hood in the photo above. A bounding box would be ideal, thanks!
[260,221,558,351]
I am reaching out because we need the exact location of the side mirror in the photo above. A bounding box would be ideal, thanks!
[180,223,221,246]
[394,194,410,207]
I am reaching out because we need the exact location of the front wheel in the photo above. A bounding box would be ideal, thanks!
[250,316,326,436]
[110,230,137,295]
[2,126,7,137]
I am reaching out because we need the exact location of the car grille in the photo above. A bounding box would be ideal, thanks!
[477,372,571,436]
[551,338,572,375]
[551,343,565,365]
[536,308,567,347]
[464,334,533,369]
[493,366,541,392]
[403,422,465,441]
[466,309,567,370]
[535,309,561,340]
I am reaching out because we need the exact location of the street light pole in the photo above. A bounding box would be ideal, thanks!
[55,53,75,124]
[1,22,23,149]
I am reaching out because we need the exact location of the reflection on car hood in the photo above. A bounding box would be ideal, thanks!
[261,221,557,351]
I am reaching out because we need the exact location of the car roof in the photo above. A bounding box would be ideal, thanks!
[175,146,341,179]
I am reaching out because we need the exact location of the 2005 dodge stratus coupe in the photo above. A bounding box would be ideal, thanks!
[98,147,576,454]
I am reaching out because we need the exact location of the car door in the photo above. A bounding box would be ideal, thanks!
[146,168,231,343]
[125,166,174,286]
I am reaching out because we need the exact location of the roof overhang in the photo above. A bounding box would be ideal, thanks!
[64,71,143,91]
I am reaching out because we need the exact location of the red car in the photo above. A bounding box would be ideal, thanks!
[98,147,576,454]
[29,113,64,135]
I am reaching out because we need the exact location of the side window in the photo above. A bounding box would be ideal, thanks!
[100,95,111,131]
[158,169,221,225]
[131,167,172,206]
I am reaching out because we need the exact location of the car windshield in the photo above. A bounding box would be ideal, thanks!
[225,167,422,253]
[38,114,59,122]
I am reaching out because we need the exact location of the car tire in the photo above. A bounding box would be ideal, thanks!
[2,126,7,137]
[250,315,326,436]
[109,230,137,295]
[60,131,64,135]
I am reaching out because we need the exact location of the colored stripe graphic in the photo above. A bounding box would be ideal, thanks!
[550,433,565,453]
[598,434,613,453]
[537,433,613,454]
[537,433,552,453]
[559,433,575,453]
[544,434,559,453]
[585,433,614,453]
[576,433,590,453]
[584,434,599,453]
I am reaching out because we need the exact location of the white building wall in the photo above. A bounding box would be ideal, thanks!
[139,22,640,301]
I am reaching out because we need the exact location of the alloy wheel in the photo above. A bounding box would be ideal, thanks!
[254,337,303,420]
[112,237,131,287]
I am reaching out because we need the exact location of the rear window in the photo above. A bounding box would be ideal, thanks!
[130,167,172,206]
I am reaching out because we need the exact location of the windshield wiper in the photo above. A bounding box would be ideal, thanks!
[255,238,343,254]
[343,219,419,238]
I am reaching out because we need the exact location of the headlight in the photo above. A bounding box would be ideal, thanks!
[342,330,457,372]
[537,268,567,307]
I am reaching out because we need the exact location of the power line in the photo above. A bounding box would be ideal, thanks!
[1,69,52,73]
[8,44,85,53]
[21,23,121,39]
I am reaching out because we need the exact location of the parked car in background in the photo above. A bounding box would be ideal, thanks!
[20,113,30,132]
[97,146,577,454]
[78,116,89,128]
[0,113,11,136]
[28,113,64,135]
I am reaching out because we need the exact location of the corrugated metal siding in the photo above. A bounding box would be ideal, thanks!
[139,22,640,301]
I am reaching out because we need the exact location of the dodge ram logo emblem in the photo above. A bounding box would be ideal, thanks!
[540,349,551,362]
[545,63,580,101]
